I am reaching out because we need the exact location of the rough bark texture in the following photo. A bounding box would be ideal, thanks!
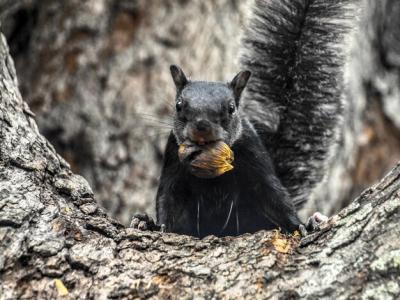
[347,0,400,198]
[2,0,400,226]
[1,32,400,299]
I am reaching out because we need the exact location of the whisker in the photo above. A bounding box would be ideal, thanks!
[220,200,234,234]
[135,114,173,120]
[136,118,173,125]
[142,126,173,131]
[145,131,172,138]
[139,119,174,126]
[235,197,240,235]
[160,98,175,108]
[146,134,170,139]
[136,118,175,127]
[145,128,173,134]
[197,196,202,237]
[134,115,175,125]
[135,112,174,119]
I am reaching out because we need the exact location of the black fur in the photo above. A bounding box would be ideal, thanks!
[240,0,353,208]
[157,120,301,238]
[155,0,354,237]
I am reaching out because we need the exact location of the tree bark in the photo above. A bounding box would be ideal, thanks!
[0,0,250,225]
[2,0,400,226]
[1,32,400,300]
[304,0,400,219]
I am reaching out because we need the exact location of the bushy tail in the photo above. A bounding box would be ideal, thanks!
[240,0,355,208]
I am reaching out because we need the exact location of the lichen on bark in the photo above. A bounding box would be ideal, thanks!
[1,31,400,299]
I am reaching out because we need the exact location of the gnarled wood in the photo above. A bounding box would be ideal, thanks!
[1,32,400,300]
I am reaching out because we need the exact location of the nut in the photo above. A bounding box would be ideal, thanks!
[178,141,234,178]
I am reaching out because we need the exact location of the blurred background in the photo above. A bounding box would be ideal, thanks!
[1,0,399,225]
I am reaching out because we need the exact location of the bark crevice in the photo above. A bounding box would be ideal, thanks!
[1,4,400,298]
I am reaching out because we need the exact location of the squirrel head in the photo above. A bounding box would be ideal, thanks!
[170,65,251,147]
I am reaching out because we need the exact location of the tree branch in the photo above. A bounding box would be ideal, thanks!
[1,30,400,299]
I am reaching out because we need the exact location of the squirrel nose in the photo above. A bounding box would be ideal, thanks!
[195,120,211,132]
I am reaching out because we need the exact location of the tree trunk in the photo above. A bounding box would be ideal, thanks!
[304,0,400,219]
[1,32,400,300]
[0,0,250,225]
[2,0,400,226]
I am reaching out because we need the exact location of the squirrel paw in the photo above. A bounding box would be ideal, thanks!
[299,224,308,237]
[298,212,328,237]
[305,212,328,232]
[130,213,163,232]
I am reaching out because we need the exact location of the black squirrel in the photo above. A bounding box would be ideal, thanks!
[155,66,303,237]
[132,0,352,237]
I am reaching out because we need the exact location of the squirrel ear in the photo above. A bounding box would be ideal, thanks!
[170,65,188,91]
[230,70,251,102]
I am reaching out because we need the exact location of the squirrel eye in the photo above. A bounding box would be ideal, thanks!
[176,101,183,112]
[228,102,236,114]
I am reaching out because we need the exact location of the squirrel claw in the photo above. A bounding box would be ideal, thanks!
[137,220,148,231]
[299,224,308,237]
[299,212,329,237]
[160,224,166,233]
[130,213,161,232]
[305,212,329,232]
